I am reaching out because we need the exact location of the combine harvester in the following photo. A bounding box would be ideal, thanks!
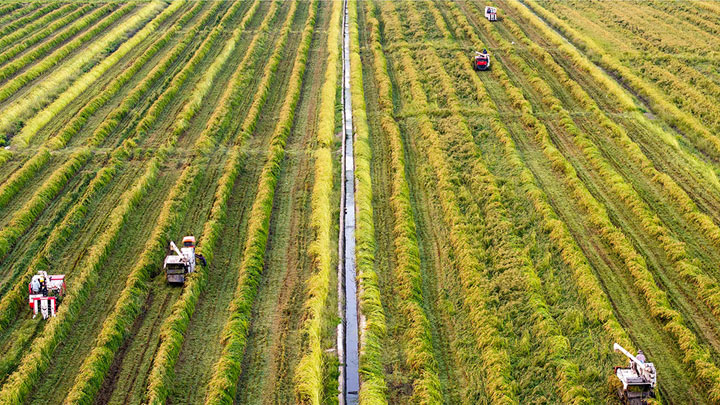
[485,6,498,21]
[164,236,206,283]
[472,50,491,71]
[613,343,657,404]
[28,271,65,319]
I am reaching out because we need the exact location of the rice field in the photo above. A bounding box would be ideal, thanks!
[0,1,719,404]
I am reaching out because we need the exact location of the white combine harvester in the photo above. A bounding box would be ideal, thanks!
[28,271,65,319]
[485,6,498,21]
[613,343,657,404]
[164,236,206,283]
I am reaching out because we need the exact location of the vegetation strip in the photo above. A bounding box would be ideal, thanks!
[0,4,53,37]
[0,2,210,333]
[63,0,265,399]
[458,2,720,398]
[0,150,89,261]
[294,0,341,402]
[0,3,33,28]
[143,1,298,402]
[404,1,593,401]
[0,3,119,82]
[346,1,389,403]
[0,3,99,68]
[0,151,161,404]
[0,3,73,52]
[367,2,443,402]
[0,0,183,259]
[0,1,136,115]
[0,150,51,211]
[0,1,247,401]
[10,1,183,148]
[517,0,720,161]
[146,0,303,399]
[0,1,167,141]
[203,1,319,402]
[0,2,202,225]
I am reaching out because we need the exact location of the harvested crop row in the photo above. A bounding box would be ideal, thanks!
[0,1,168,141]
[203,1,319,402]
[368,1,444,403]
[453,3,633,356]
[392,0,589,400]
[486,3,720,326]
[0,2,204,226]
[454,2,720,399]
[375,2,519,402]
[493,1,720,264]
[402,2,597,400]
[293,0,341,402]
[10,1,184,148]
[0,2,211,331]
[519,0,720,163]
[0,3,120,83]
[0,3,100,68]
[0,3,66,47]
[0,2,135,99]
[143,2,298,401]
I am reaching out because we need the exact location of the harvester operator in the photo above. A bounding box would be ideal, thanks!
[39,276,48,296]
[30,277,40,294]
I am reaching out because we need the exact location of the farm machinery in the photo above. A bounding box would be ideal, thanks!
[485,6,498,21]
[164,236,206,283]
[472,50,491,71]
[613,343,657,404]
[28,271,65,319]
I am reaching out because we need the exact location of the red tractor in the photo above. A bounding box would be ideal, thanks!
[472,50,491,71]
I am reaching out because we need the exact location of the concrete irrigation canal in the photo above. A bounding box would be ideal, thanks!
[339,0,360,404]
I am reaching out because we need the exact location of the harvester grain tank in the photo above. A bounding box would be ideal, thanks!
[613,343,657,404]
[28,271,65,319]
[485,6,498,21]
[472,50,491,71]
[164,236,206,283]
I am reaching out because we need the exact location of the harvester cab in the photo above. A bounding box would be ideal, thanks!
[28,271,65,319]
[485,6,498,21]
[164,236,206,283]
[613,343,657,404]
[472,50,491,71]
